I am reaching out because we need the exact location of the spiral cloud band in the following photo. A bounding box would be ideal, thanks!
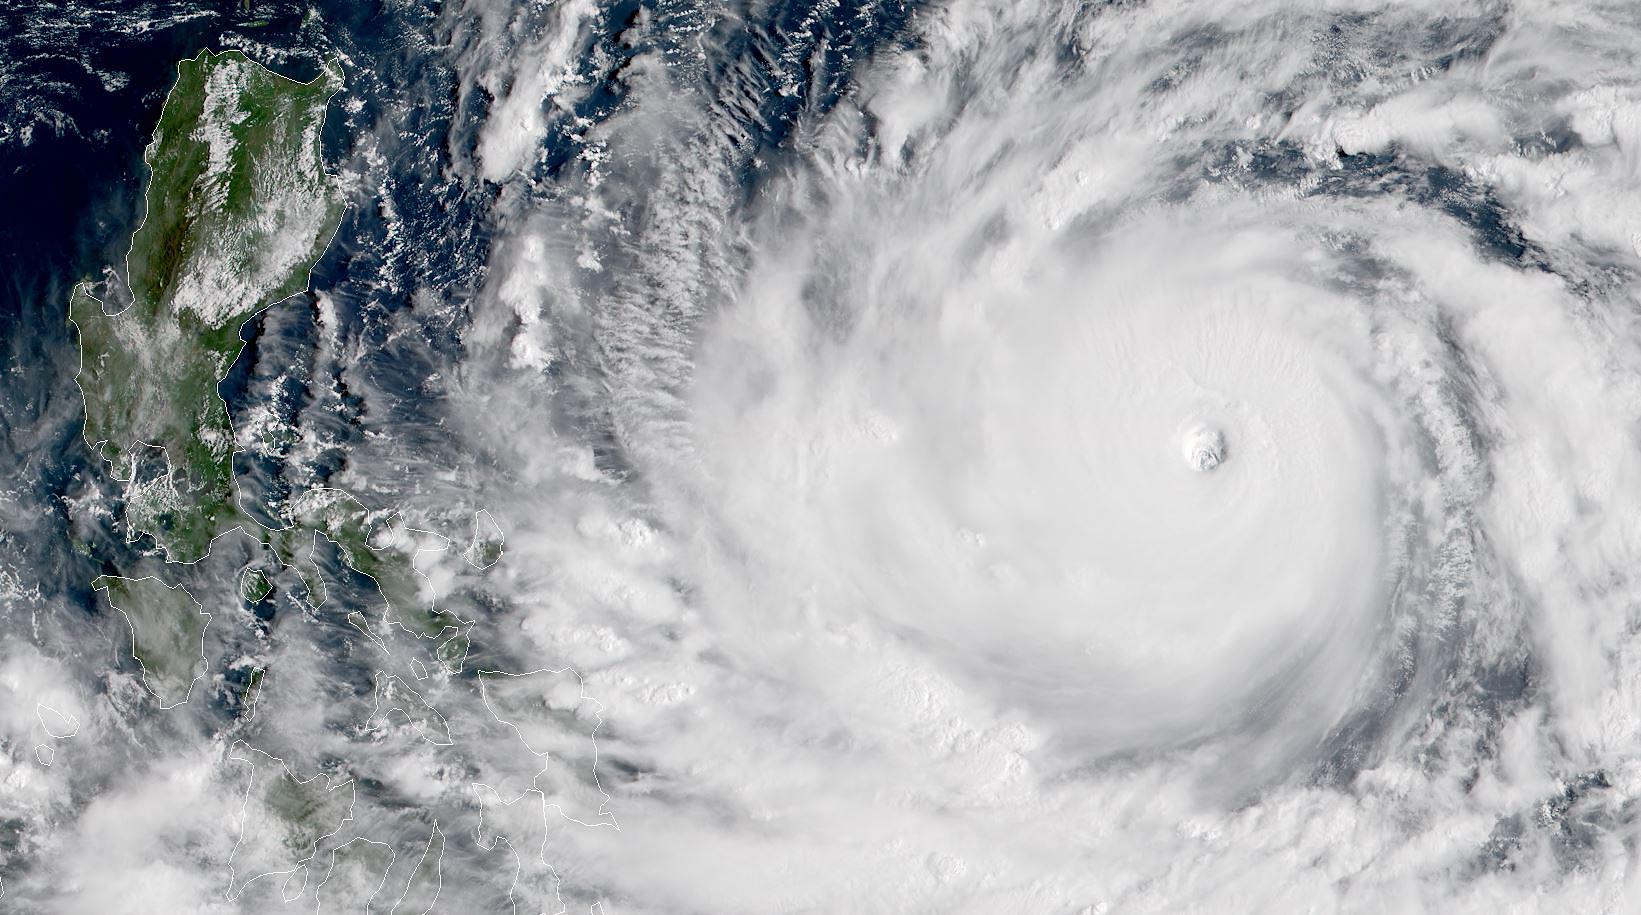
[689,208,1395,759]
[457,0,1641,909]
[10,0,1641,911]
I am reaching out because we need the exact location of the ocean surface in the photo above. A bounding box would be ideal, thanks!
[6,0,1641,911]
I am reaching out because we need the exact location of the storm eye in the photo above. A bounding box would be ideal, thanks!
[1182,422,1227,472]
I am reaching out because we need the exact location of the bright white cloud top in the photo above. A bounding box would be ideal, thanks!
[12,0,1641,911]
[453,0,1641,910]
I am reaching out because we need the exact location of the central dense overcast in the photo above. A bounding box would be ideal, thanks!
[450,0,1641,908]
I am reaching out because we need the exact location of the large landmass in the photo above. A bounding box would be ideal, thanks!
[71,49,344,562]
[67,47,467,694]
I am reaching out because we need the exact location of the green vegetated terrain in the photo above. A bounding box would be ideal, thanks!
[71,48,480,734]
[464,510,506,568]
[94,574,210,706]
[264,766,352,856]
[71,49,344,562]
[275,489,472,666]
[228,742,355,885]
[240,566,273,602]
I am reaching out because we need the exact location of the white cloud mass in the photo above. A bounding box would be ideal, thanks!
[13,0,1641,912]
[450,0,1641,910]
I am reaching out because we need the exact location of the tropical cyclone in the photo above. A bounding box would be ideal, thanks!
[70,49,343,562]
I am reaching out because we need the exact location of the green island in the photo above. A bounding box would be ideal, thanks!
[71,49,344,562]
[276,489,473,668]
[72,48,481,755]
[239,567,273,602]
[464,509,506,569]
[93,574,210,707]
